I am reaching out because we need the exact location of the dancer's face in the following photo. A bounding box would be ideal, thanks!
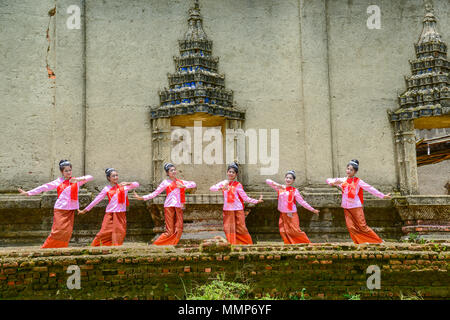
[167,167,177,179]
[227,169,237,180]
[285,174,294,185]
[61,166,72,179]
[346,165,356,178]
[108,171,119,184]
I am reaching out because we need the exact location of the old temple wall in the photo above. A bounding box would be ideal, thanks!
[0,243,448,300]
[1,0,449,193]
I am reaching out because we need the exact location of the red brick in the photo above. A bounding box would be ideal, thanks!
[204,268,211,273]
[32,267,48,272]
[184,267,190,273]
[4,269,16,275]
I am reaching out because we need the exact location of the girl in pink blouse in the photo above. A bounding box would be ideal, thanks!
[210,162,263,245]
[134,163,196,245]
[266,170,319,244]
[326,159,391,244]
[78,168,139,246]
[18,160,93,248]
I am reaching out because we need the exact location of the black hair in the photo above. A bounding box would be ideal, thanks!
[59,160,72,172]
[285,170,296,180]
[164,163,175,174]
[347,159,359,172]
[227,161,239,174]
[105,168,116,181]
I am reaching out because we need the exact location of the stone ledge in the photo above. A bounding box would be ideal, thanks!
[0,242,448,300]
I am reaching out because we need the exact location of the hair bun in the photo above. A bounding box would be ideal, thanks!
[59,159,68,165]
[351,159,359,165]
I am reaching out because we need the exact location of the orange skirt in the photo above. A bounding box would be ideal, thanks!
[279,212,311,244]
[91,212,127,246]
[153,207,184,245]
[343,207,383,244]
[223,210,253,245]
[41,209,75,248]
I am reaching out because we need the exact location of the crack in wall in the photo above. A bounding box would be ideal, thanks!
[46,7,56,79]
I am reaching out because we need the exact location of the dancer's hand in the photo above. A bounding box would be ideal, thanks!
[69,177,81,184]
[133,191,144,200]
[383,193,391,199]
[221,180,229,191]
[176,181,185,188]
[257,195,264,203]
[313,209,319,215]
[119,182,132,187]
[77,209,87,215]
[18,188,28,196]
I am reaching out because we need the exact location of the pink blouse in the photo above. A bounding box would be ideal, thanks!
[210,180,258,211]
[142,179,196,208]
[326,177,386,209]
[266,179,315,213]
[84,182,140,213]
[27,175,93,210]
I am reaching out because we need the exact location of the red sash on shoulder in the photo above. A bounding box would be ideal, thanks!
[223,181,244,207]
[107,184,129,206]
[166,179,185,204]
[341,177,364,204]
[57,178,78,200]
[278,186,296,210]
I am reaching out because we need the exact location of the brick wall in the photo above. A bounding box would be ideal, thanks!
[0,243,448,300]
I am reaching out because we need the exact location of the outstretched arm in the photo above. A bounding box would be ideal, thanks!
[359,180,391,199]
[23,179,61,196]
[266,179,284,191]
[79,187,108,214]
[295,190,319,214]
[139,180,168,201]
[236,185,263,204]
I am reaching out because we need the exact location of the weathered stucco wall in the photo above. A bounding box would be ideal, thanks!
[418,161,450,195]
[1,0,449,193]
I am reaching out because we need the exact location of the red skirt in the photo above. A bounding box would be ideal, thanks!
[343,207,383,244]
[41,209,75,248]
[153,207,184,245]
[91,212,127,246]
[279,212,311,244]
[223,210,253,245]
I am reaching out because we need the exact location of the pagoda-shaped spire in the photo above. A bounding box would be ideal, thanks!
[150,0,245,121]
[390,1,449,122]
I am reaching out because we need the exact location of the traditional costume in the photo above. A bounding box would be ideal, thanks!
[84,182,139,246]
[27,175,93,248]
[142,178,196,245]
[210,180,258,245]
[326,176,385,244]
[266,179,317,244]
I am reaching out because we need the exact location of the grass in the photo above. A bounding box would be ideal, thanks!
[182,274,310,300]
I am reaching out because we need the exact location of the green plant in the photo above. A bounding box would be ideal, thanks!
[408,232,419,242]
[343,293,361,300]
[185,275,251,300]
